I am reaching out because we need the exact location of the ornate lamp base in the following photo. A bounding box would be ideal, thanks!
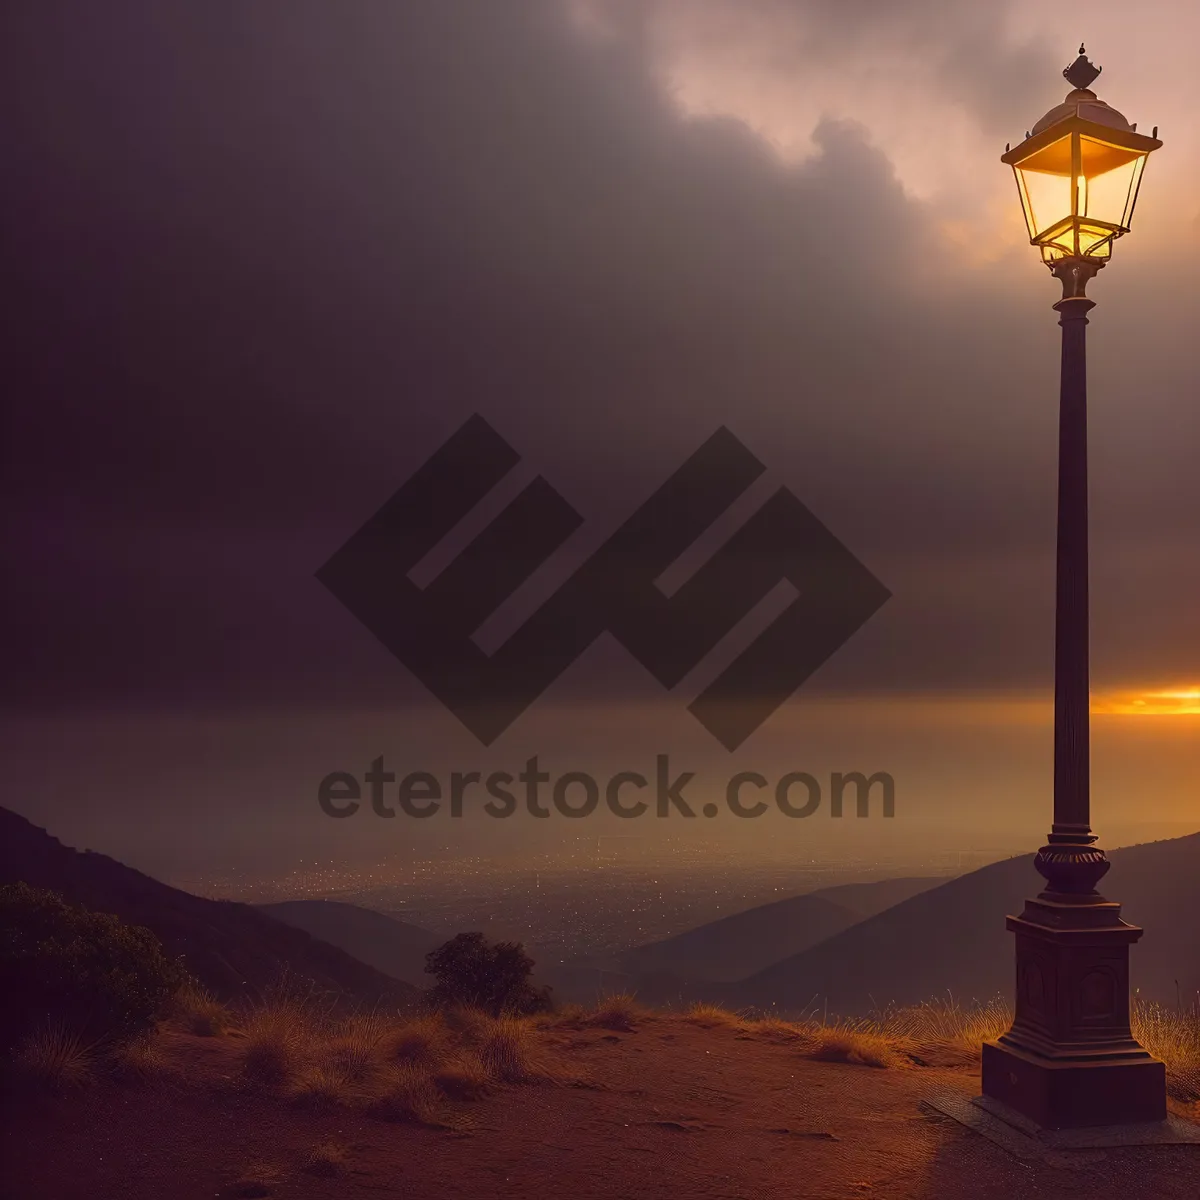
[981,841,1167,1130]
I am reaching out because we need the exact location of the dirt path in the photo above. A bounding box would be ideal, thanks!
[2,1018,1197,1199]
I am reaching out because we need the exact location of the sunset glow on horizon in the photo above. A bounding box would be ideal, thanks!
[1092,686,1200,715]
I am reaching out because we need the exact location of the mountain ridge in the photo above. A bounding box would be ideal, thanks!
[0,806,416,1005]
[723,833,1200,1015]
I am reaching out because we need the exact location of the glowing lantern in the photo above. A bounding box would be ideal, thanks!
[1001,46,1161,264]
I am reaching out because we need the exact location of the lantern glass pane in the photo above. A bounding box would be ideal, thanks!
[1041,232,1114,262]
[1043,221,1079,258]
[1122,155,1147,227]
[1076,222,1115,257]
[1014,161,1072,239]
[1079,136,1145,230]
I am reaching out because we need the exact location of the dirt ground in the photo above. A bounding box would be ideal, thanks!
[2,1016,1197,1200]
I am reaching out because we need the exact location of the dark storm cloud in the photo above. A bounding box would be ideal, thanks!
[4,1,1197,713]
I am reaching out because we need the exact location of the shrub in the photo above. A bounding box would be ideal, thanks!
[0,883,184,1053]
[425,933,552,1017]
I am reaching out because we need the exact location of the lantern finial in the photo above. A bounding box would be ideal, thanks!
[1064,47,1102,91]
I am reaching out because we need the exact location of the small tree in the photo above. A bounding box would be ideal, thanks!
[425,932,551,1016]
[0,882,185,1053]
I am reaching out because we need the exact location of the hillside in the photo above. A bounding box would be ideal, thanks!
[806,875,942,918]
[0,807,415,1005]
[621,893,858,983]
[619,876,940,985]
[259,899,442,987]
[727,833,1200,1015]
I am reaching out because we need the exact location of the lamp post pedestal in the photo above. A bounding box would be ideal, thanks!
[981,887,1166,1129]
[980,257,1166,1130]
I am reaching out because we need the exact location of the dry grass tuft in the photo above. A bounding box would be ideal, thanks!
[433,1051,492,1100]
[748,1015,807,1040]
[533,1002,587,1030]
[681,1002,752,1031]
[477,1015,580,1085]
[805,1024,905,1069]
[226,1159,281,1198]
[321,1011,388,1086]
[478,1016,544,1082]
[384,1014,450,1064]
[173,982,233,1037]
[301,1140,348,1178]
[286,1014,387,1105]
[1133,997,1200,1102]
[107,1032,171,1081]
[367,1064,446,1126]
[322,1038,383,1086]
[880,995,1011,1053]
[288,1061,358,1108]
[586,992,646,1032]
[238,1003,312,1088]
[439,1005,494,1043]
[11,1023,96,1090]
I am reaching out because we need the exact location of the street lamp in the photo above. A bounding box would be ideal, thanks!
[980,47,1167,1131]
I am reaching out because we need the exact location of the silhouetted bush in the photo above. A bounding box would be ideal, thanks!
[425,932,552,1017]
[0,882,184,1053]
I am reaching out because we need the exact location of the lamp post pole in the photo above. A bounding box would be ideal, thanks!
[981,49,1168,1129]
[1030,254,1111,897]
[1050,259,1098,858]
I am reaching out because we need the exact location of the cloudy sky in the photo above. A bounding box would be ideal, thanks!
[5,2,1198,871]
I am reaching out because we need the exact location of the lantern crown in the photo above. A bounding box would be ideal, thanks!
[1063,45,1101,92]
[1032,89,1134,138]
